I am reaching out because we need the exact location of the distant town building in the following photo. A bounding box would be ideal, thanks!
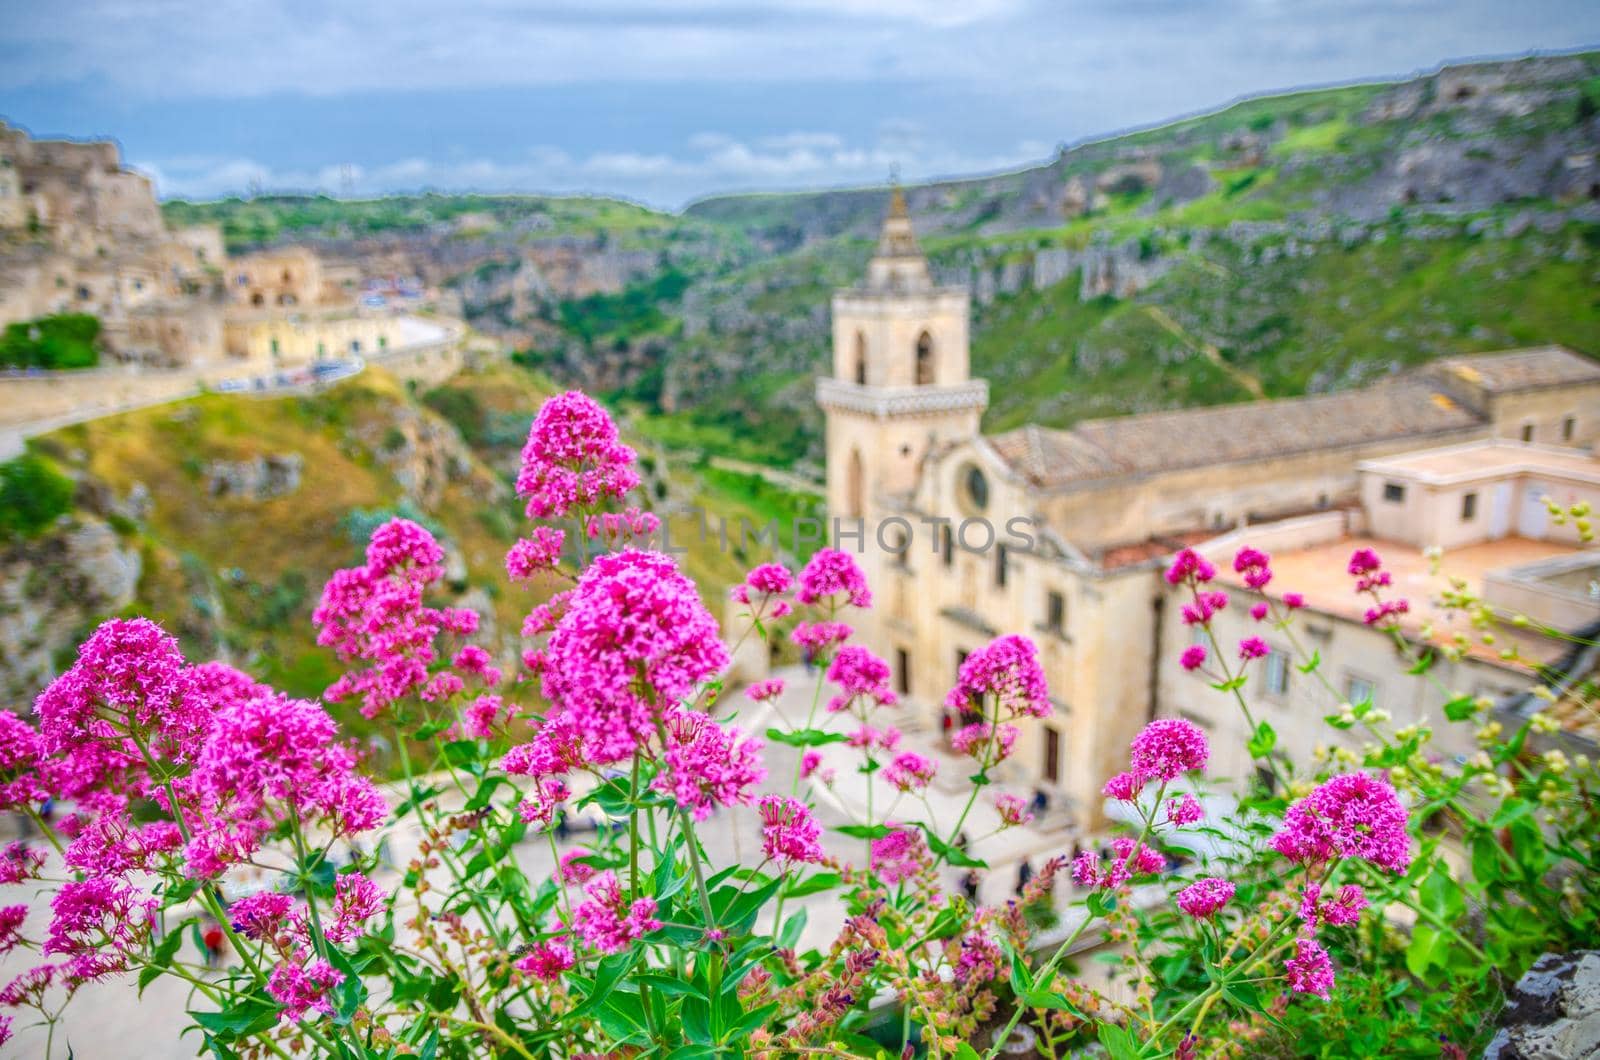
[817,193,1600,828]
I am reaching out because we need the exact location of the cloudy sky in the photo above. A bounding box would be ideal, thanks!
[2,1,1597,208]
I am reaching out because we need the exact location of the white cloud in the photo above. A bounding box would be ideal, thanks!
[137,128,1051,206]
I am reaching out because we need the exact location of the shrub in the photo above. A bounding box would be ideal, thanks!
[0,452,74,537]
[0,313,101,370]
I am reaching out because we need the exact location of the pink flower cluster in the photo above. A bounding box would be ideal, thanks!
[869,828,927,885]
[533,549,730,764]
[571,872,661,954]
[515,390,640,519]
[1233,547,1273,589]
[1072,837,1167,890]
[653,710,766,821]
[1165,548,1217,585]
[1270,772,1411,874]
[745,677,785,704]
[314,519,483,718]
[944,635,1050,720]
[795,548,872,609]
[506,526,567,581]
[826,646,897,714]
[731,562,794,619]
[1175,877,1235,919]
[882,751,938,793]
[758,796,826,865]
[1299,883,1368,929]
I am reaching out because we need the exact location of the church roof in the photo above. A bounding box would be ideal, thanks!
[987,379,1484,489]
[1430,345,1600,394]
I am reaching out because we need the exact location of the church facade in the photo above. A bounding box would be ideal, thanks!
[817,193,1600,826]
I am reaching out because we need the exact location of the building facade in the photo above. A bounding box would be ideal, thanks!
[817,196,1600,828]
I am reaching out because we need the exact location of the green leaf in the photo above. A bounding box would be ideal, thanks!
[1296,650,1321,674]
[953,1045,983,1060]
[571,949,639,1019]
[1442,695,1477,722]
[463,774,507,812]
[1406,923,1447,978]
[919,824,986,867]
[138,926,186,994]
[414,718,451,740]
[1097,1022,1141,1060]
[1323,711,1356,730]
[777,907,807,949]
[833,823,892,841]
[1247,721,1277,759]
[1406,649,1435,676]
[765,727,850,748]
[636,973,708,1000]
[1019,989,1080,1012]
[782,871,841,898]
[441,739,480,768]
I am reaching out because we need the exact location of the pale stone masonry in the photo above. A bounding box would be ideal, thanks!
[816,195,1600,829]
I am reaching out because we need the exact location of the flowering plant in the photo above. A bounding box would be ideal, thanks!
[0,390,1596,1058]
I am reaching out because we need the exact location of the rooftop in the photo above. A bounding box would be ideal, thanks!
[1430,345,1600,395]
[989,380,1481,489]
[1210,534,1591,669]
[1358,439,1600,483]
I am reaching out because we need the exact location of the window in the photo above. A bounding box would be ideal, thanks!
[894,648,910,696]
[1461,492,1478,521]
[941,524,954,567]
[1043,727,1061,785]
[1521,424,1534,443]
[963,465,989,511]
[1382,482,1405,503]
[853,331,867,385]
[1346,675,1376,706]
[915,331,935,385]
[1046,590,1066,633]
[1264,650,1289,697]
[1564,417,1577,442]
[994,544,1008,588]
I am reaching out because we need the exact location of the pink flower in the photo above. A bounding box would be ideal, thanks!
[732,563,794,607]
[538,549,729,765]
[1285,934,1335,999]
[326,872,384,944]
[0,844,45,886]
[0,904,26,956]
[944,635,1049,719]
[796,548,871,608]
[994,793,1034,828]
[572,872,660,954]
[267,956,345,1021]
[515,391,639,519]
[952,931,1003,987]
[800,749,835,784]
[882,751,937,792]
[559,849,597,885]
[180,693,386,878]
[517,778,572,828]
[462,694,507,739]
[1073,837,1166,890]
[1363,599,1410,628]
[1250,602,1269,621]
[35,617,210,764]
[869,828,926,885]
[1239,636,1269,661]
[950,722,1018,762]
[1181,590,1230,626]
[827,646,897,713]
[516,937,576,980]
[1166,548,1217,586]
[1102,771,1144,802]
[1283,592,1306,609]
[1176,877,1234,919]
[1180,645,1207,672]
[791,621,853,657]
[585,508,660,546]
[1270,772,1411,874]
[1129,719,1210,782]
[0,713,47,812]
[503,713,587,779]
[506,527,568,580]
[230,892,295,940]
[758,796,825,865]
[745,678,785,704]
[1166,794,1204,826]
[1347,548,1382,576]
[1233,547,1273,589]
[452,646,502,685]
[1300,883,1368,928]
[652,711,765,821]
[847,725,901,751]
[44,876,155,982]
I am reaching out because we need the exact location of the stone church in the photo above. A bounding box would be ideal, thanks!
[818,191,1600,825]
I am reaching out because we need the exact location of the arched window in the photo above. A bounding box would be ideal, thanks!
[846,448,864,518]
[915,331,935,385]
[853,331,867,385]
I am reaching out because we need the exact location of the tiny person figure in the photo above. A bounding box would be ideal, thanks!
[201,915,226,971]
[1014,858,1034,896]
[960,869,981,904]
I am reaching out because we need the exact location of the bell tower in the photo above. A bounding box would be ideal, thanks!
[818,187,988,522]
